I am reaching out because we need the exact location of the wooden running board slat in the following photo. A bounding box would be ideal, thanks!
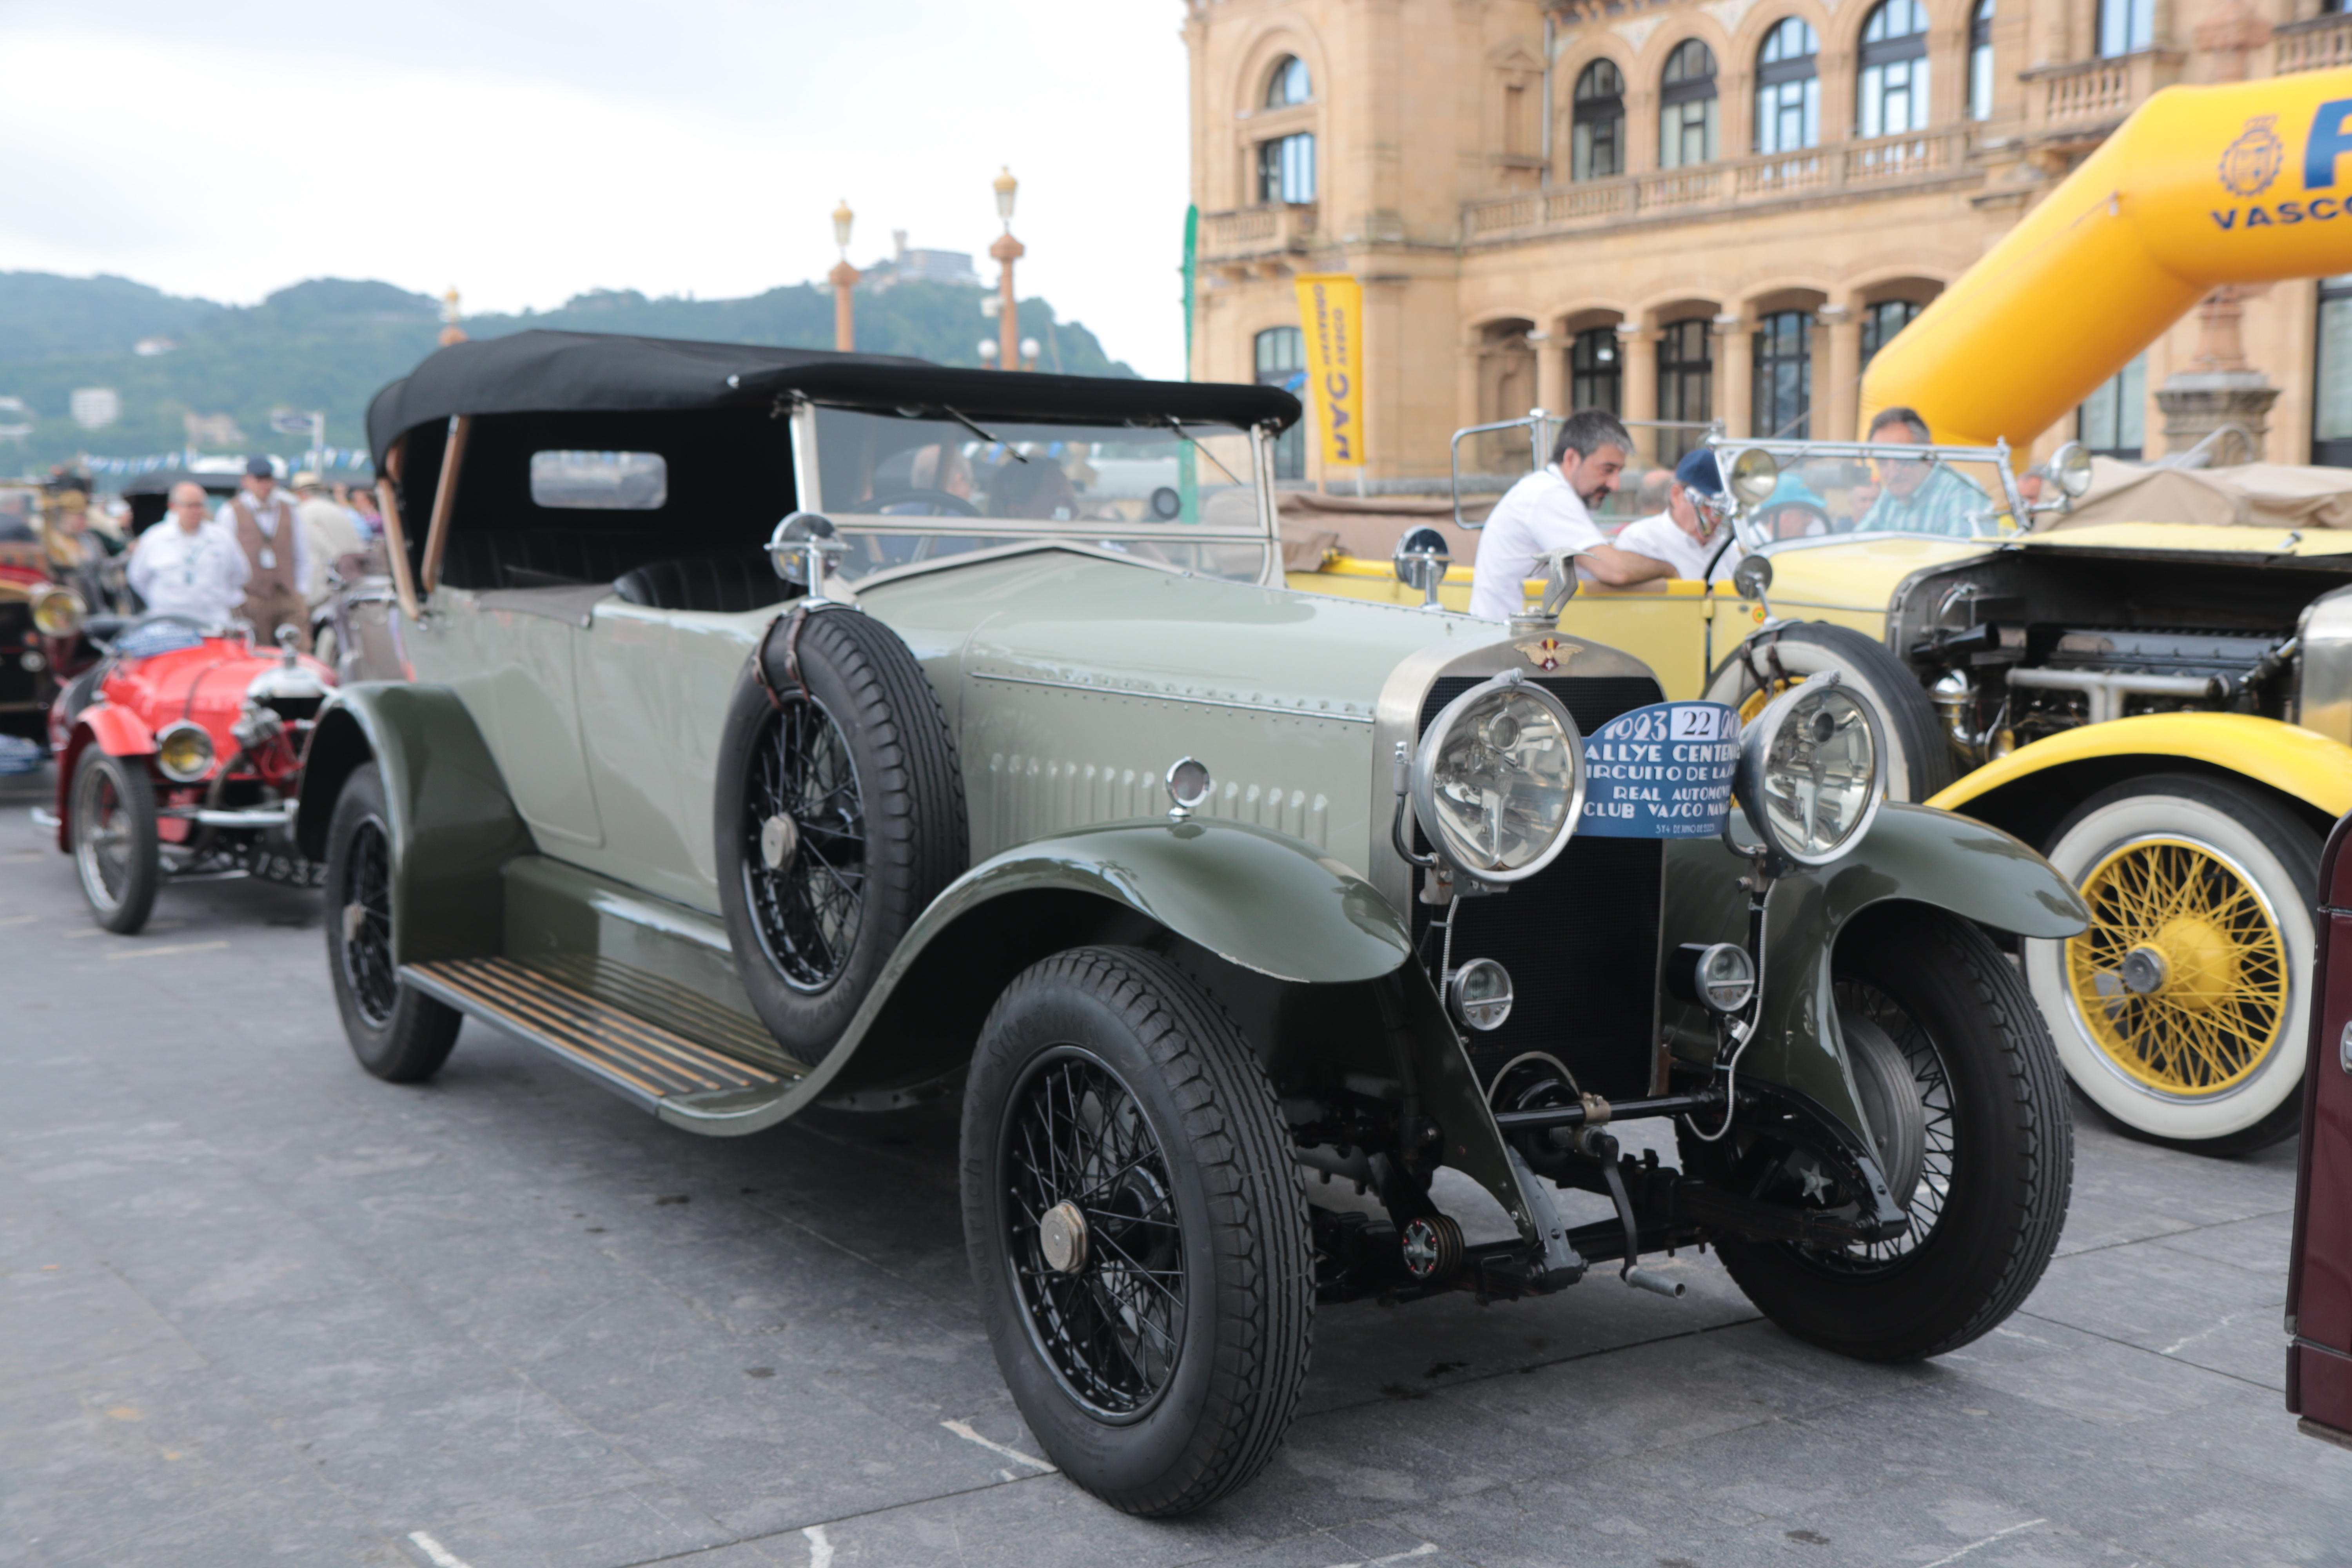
[402,957,781,1105]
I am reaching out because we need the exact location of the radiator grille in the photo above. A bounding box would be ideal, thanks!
[1414,674,1665,1099]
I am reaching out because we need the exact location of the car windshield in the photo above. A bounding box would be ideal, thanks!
[809,407,1270,585]
[1714,439,2025,546]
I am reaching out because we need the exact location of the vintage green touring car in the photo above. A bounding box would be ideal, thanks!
[302,332,2087,1514]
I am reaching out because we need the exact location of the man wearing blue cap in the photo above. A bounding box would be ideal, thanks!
[1614,447,1743,582]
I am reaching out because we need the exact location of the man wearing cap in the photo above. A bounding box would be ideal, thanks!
[1614,448,1744,582]
[130,482,249,626]
[292,470,362,604]
[217,457,311,648]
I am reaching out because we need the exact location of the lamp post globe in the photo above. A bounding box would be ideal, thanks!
[828,200,860,352]
[989,166,1026,370]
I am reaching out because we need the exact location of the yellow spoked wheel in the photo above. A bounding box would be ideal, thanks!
[2064,835,2289,1098]
[1737,680,1792,725]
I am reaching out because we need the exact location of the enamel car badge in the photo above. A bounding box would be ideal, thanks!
[1515,635,1574,671]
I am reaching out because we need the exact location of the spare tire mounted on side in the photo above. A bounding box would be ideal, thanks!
[714,604,969,1060]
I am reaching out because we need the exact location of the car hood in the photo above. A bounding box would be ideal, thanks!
[855,546,1525,720]
[1757,535,1992,617]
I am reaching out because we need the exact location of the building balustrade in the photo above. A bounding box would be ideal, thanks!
[2275,12,2352,75]
[1199,202,1318,263]
[2022,49,2183,137]
[1459,126,1971,243]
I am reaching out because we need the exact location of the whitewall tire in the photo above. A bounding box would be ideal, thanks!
[2024,774,2317,1154]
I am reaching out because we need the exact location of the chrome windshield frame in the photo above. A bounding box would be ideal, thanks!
[1707,434,2026,555]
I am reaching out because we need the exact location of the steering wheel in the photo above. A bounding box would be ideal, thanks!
[867,489,982,518]
[1757,501,1832,540]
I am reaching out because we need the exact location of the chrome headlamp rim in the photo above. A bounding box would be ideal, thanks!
[1731,670,1885,867]
[154,720,217,784]
[1408,670,1586,886]
[29,583,86,639]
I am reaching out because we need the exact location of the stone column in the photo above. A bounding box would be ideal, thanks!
[1619,322,1659,466]
[2154,286,2279,461]
[1714,313,1752,440]
[1819,305,1862,441]
[1532,328,1568,418]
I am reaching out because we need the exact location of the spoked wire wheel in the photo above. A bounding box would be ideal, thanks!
[336,815,399,1028]
[2064,834,2288,1101]
[1000,1048,1187,1421]
[742,697,867,993]
[1812,978,1955,1274]
[73,759,137,910]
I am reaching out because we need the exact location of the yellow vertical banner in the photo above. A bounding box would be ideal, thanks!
[1293,273,1366,473]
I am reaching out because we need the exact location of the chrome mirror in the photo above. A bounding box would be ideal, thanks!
[1393,526,1451,610]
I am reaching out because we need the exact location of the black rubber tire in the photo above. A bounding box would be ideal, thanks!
[324,762,460,1082]
[69,746,159,934]
[961,947,1314,1517]
[1703,621,1955,800]
[714,607,967,1060]
[1684,905,2072,1361]
[2027,774,2318,1157]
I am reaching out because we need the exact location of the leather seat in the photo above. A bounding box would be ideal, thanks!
[612,556,788,614]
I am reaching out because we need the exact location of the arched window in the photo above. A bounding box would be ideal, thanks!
[1753,311,1813,437]
[2078,352,2147,459]
[1255,327,1307,480]
[1571,326,1622,413]
[1266,55,1311,107]
[1756,19,1820,154]
[1968,0,1995,122]
[1258,134,1316,203]
[1659,40,1719,169]
[1572,60,1626,180]
[1657,318,1713,462]
[1860,298,1923,365]
[1858,0,1931,140]
[2097,0,2153,57]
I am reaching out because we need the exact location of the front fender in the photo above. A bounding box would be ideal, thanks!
[297,684,534,965]
[50,704,159,850]
[1664,802,2089,1142]
[655,820,1557,1258]
[1927,713,2352,822]
[83,702,155,758]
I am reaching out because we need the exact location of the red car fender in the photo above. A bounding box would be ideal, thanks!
[50,704,156,851]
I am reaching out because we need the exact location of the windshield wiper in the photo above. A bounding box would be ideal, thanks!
[939,405,1027,463]
[1160,416,1243,486]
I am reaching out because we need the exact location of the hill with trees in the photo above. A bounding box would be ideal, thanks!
[0,270,1134,481]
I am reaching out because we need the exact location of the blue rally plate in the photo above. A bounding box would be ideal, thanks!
[1579,701,1739,840]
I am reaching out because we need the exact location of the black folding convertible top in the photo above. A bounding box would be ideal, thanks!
[367,330,1299,467]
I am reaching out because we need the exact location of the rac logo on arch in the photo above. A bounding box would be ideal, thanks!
[2210,98,2352,230]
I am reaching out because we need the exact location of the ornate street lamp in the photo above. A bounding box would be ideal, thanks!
[830,199,859,353]
[988,166,1025,371]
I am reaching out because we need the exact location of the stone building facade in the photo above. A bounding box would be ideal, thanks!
[1183,0,2352,485]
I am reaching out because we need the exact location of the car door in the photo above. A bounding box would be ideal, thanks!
[2288,810,2352,1448]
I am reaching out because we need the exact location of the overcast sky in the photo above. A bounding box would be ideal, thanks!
[0,0,1193,377]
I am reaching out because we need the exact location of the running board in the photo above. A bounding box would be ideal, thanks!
[401,957,785,1111]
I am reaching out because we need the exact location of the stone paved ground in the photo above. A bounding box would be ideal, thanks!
[1,773,2345,1568]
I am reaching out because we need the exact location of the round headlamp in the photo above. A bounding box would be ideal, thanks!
[1727,447,1780,508]
[30,584,85,639]
[1732,672,1884,866]
[155,721,216,783]
[1671,942,1757,1016]
[1410,671,1585,884]
[1448,957,1514,1032]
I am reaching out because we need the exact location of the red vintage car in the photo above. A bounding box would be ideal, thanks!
[2289,810,2352,1451]
[37,601,334,933]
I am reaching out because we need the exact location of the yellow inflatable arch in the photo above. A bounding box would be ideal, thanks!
[1860,69,2352,450]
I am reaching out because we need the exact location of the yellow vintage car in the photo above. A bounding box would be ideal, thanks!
[1294,431,2352,1156]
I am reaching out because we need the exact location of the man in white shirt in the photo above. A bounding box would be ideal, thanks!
[216,456,312,649]
[129,483,250,625]
[1466,409,1672,621]
[1614,447,1744,582]
[292,470,363,604]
